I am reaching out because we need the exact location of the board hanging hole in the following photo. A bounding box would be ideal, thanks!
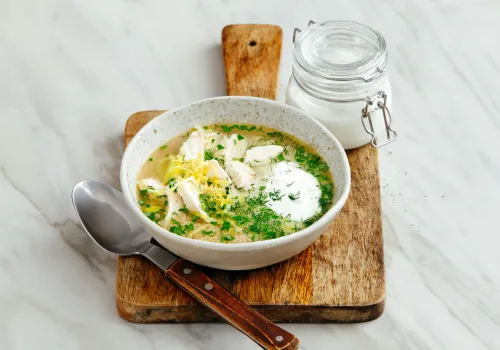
[249,40,257,46]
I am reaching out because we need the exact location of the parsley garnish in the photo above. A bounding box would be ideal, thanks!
[205,150,214,160]
[167,178,176,188]
[160,144,168,149]
[237,134,244,140]
[144,210,165,224]
[221,234,235,242]
[217,144,224,150]
[288,192,300,201]
[233,215,250,225]
[202,230,214,236]
[169,219,195,235]
[269,189,284,201]
[221,221,232,231]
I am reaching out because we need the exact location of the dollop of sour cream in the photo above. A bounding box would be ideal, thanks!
[263,162,321,222]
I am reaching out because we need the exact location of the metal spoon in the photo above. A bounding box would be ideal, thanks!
[72,180,298,350]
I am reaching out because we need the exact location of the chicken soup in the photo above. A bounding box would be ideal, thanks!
[137,124,334,243]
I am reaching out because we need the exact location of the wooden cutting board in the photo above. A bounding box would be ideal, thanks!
[116,24,385,323]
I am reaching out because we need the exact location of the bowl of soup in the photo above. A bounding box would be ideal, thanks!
[120,96,350,270]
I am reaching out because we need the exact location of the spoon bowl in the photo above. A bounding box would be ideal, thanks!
[72,180,151,256]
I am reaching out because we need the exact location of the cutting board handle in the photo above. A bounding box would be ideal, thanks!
[222,24,282,100]
[167,259,299,350]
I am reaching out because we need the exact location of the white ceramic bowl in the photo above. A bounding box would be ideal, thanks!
[120,96,350,270]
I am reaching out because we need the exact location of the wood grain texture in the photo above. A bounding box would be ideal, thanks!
[116,24,385,323]
[222,24,282,99]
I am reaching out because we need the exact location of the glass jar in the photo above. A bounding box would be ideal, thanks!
[286,20,397,149]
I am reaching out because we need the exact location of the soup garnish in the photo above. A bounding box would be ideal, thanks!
[136,125,334,243]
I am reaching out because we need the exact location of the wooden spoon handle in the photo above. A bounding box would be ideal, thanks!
[167,259,298,350]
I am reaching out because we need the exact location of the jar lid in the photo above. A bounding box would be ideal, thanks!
[293,21,387,82]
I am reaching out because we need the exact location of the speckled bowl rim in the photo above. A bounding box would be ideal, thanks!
[120,96,351,252]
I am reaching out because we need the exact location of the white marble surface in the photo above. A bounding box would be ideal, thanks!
[0,0,499,349]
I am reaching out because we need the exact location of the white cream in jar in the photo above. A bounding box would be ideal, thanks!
[286,20,397,149]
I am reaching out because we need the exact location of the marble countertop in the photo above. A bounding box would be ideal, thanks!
[1,0,498,349]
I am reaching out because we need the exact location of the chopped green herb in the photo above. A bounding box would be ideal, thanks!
[204,150,214,160]
[167,178,177,188]
[233,215,250,225]
[271,152,285,163]
[160,144,168,149]
[184,223,194,231]
[246,191,268,206]
[138,200,145,206]
[202,230,214,236]
[145,210,165,224]
[221,125,232,132]
[221,221,231,231]
[221,234,235,242]
[140,189,148,195]
[178,207,189,213]
[267,131,285,142]
[288,192,300,201]
[237,134,244,140]
[318,162,329,172]
[319,182,334,212]
[169,225,185,235]
[269,189,284,201]
[217,144,225,150]
[304,213,321,227]
[149,158,153,162]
